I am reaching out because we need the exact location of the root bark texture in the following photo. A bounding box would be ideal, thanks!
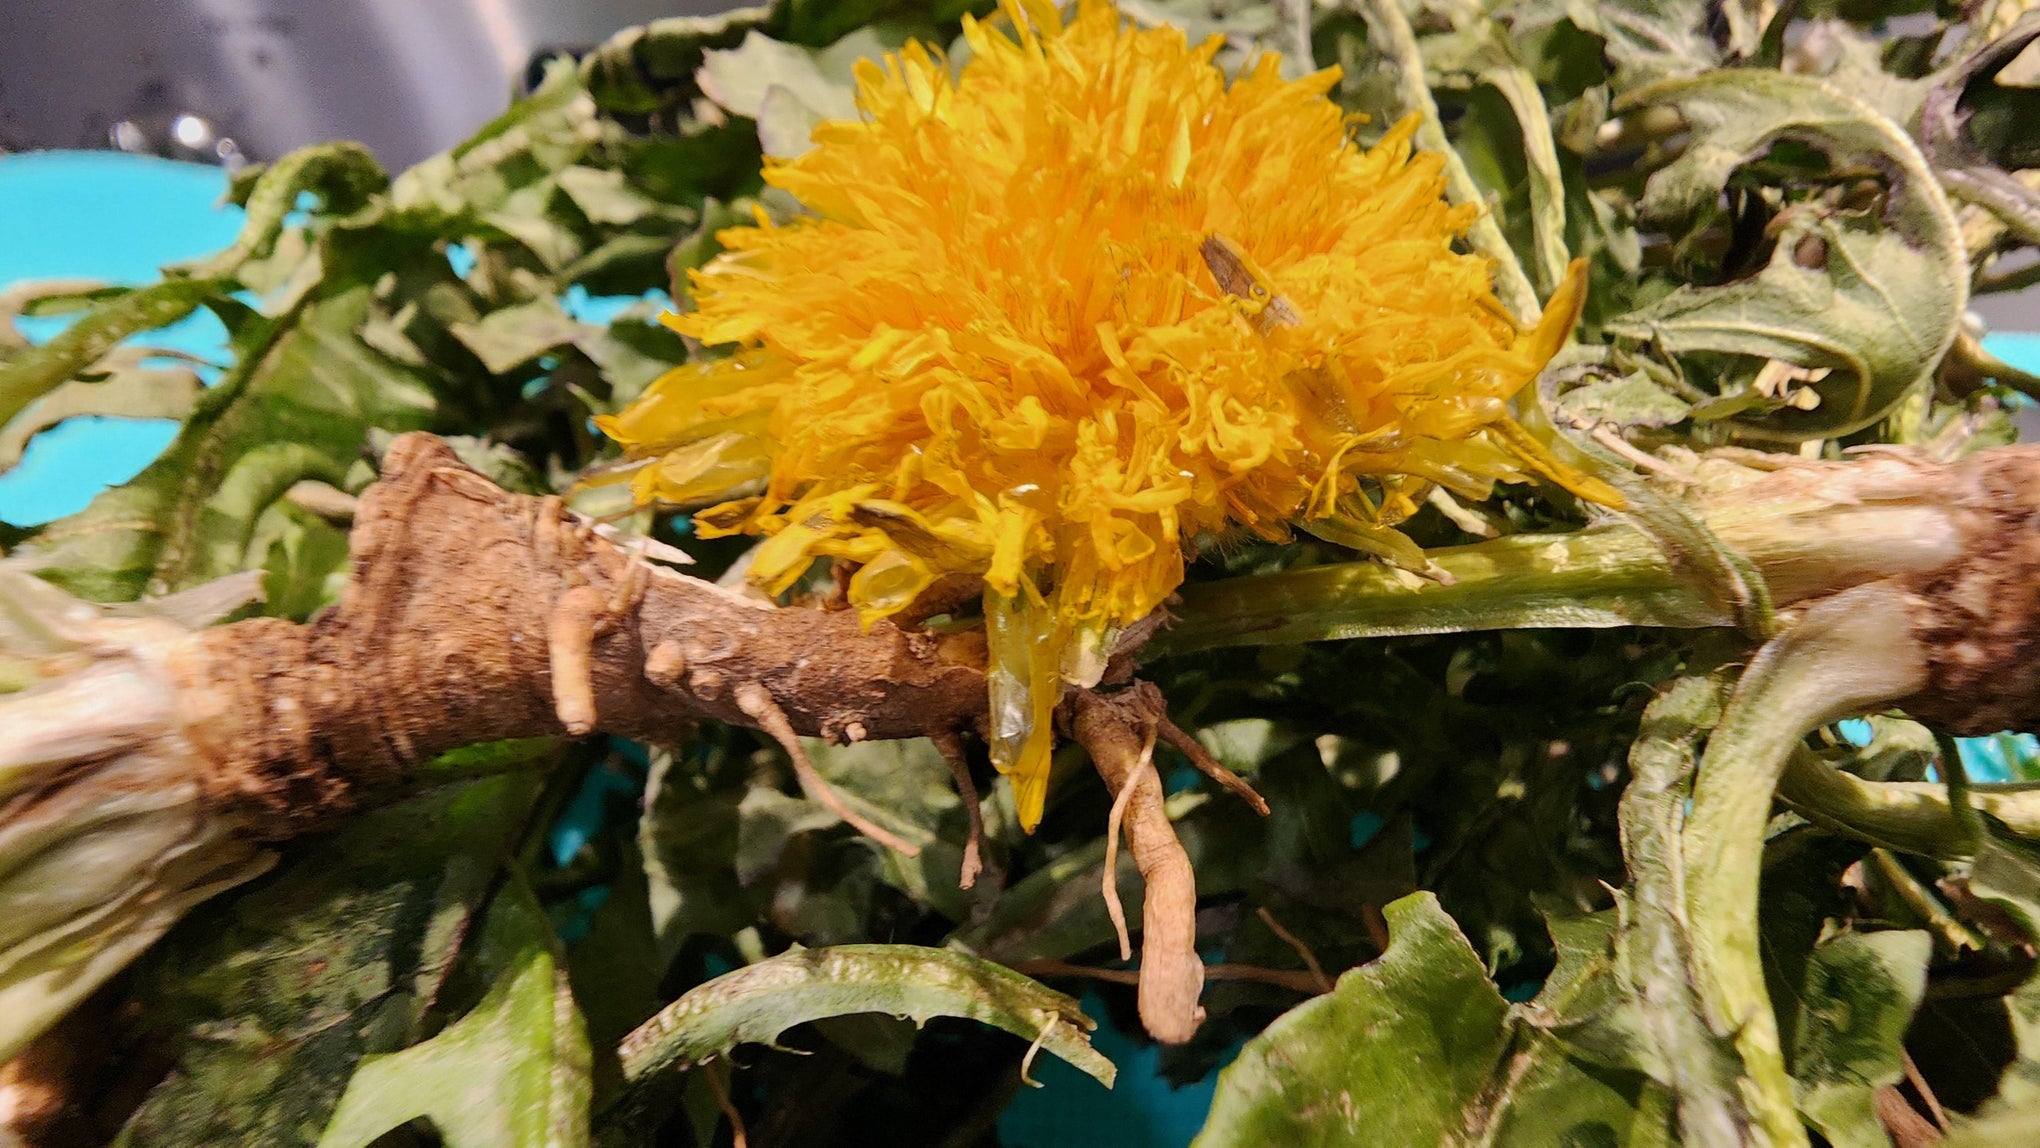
[166,433,991,835]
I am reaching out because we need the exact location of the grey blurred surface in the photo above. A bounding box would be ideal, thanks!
[1974,286,2040,334]
[0,0,735,169]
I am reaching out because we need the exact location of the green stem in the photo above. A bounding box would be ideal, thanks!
[1168,525,1710,652]
[1619,664,1755,1144]
[1682,583,1929,1148]
[1934,732,1989,850]
[1775,749,1981,858]
[1868,848,1986,957]
[1161,468,1968,654]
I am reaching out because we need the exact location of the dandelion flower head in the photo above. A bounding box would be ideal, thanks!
[598,0,1613,829]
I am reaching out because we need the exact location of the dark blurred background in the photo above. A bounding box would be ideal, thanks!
[0,0,733,170]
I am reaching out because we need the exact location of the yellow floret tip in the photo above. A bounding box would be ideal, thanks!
[595,0,1610,832]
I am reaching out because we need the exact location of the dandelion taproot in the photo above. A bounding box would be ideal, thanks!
[596,0,1616,831]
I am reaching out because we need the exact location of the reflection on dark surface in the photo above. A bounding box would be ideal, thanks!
[0,0,732,168]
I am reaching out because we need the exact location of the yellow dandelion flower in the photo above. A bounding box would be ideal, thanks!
[596,0,1617,831]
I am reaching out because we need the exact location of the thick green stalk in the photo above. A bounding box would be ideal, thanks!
[1777,750,2040,858]
[1619,664,1754,1144]
[1161,454,1971,654]
[1681,584,1929,1147]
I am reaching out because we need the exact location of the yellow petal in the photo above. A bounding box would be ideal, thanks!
[591,0,1615,827]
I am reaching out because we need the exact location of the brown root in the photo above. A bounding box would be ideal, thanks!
[1255,906,1333,994]
[736,682,922,858]
[1009,957,1324,997]
[1897,448,2040,734]
[548,585,606,735]
[1071,685,1206,1045]
[1155,716,1269,815]
[930,730,986,890]
[164,433,992,835]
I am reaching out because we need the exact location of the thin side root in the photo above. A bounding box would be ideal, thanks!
[1102,723,1156,962]
[1018,1016,1060,1088]
[735,683,923,858]
[547,585,605,735]
[603,542,653,628]
[930,730,986,890]
[1256,906,1334,993]
[1156,717,1269,815]
[706,1061,750,1148]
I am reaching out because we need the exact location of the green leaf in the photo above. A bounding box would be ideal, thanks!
[1920,16,2040,248]
[736,787,845,885]
[1506,0,1716,88]
[1412,0,1572,294]
[0,352,205,473]
[555,166,663,228]
[1532,904,1656,1075]
[580,8,774,116]
[640,746,750,961]
[1971,828,2040,939]
[578,314,689,407]
[1952,829,2040,1136]
[1613,666,1752,1144]
[603,944,1113,1136]
[1118,0,1310,77]
[803,735,976,919]
[380,59,601,234]
[25,285,440,601]
[251,499,351,620]
[318,875,592,1148]
[1603,72,1968,441]
[1550,366,1693,429]
[1788,930,1932,1148]
[697,29,882,158]
[566,839,668,1051]
[0,278,226,433]
[179,143,388,280]
[115,770,547,1146]
[450,297,596,375]
[1198,891,1655,1146]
